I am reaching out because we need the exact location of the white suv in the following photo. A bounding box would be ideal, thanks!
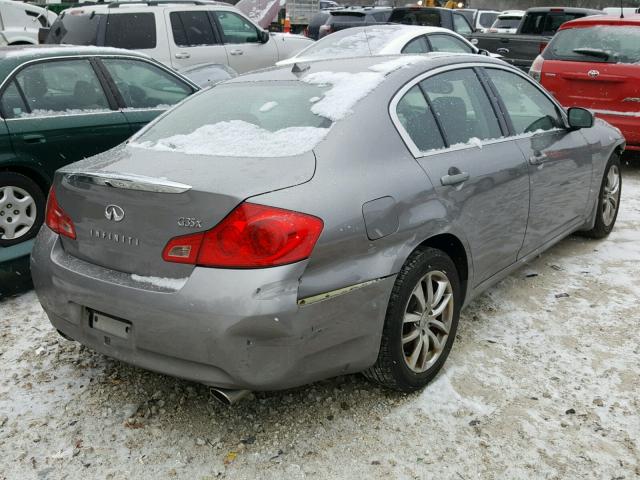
[45,0,313,73]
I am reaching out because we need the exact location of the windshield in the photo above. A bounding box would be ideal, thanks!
[293,26,404,60]
[133,82,333,157]
[47,12,104,45]
[547,26,640,63]
[493,17,521,29]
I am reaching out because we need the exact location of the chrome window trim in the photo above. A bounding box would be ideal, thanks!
[389,62,569,159]
[0,54,198,120]
[62,171,192,193]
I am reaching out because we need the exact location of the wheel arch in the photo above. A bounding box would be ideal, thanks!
[410,233,471,304]
[0,164,51,196]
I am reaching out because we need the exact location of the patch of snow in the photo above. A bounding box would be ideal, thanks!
[258,101,278,113]
[309,96,320,103]
[235,0,279,28]
[368,55,429,74]
[130,274,187,290]
[132,120,329,158]
[3,45,146,58]
[591,109,640,118]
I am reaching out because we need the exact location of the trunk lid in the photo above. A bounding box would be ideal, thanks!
[55,145,316,277]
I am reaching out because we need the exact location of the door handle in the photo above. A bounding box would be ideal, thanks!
[441,167,470,186]
[175,52,191,59]
[529,152,547,165]
[22,134,46,144]
[496,48,509,54]
[230,49,244,56]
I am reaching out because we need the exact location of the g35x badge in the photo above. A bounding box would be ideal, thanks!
[178,217,202,228]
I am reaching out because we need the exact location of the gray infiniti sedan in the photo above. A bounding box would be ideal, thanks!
[31,53,624,404]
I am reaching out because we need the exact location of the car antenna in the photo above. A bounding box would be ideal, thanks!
[291,63,310,76]
[620,0,624,18]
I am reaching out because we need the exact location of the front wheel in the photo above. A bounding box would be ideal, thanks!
[364,247,461,392]
[581,154,621,239]
[0,172,46,247]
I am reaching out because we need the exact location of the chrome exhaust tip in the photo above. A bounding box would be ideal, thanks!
[209,387,251,406]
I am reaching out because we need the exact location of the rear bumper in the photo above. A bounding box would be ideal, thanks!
[30,229,395,391]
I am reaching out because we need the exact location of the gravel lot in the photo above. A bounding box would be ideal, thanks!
[1,161,639,480]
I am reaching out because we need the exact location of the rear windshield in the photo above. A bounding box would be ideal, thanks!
[520,11,584,35]
[132,82,333,157]
[389,10,441,27]
[545,25,640,64]
[47,12,104,45]
[493,16,521,29]
[329,13,366,22]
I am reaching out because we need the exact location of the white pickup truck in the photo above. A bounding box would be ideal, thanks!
[0,0,57,45]
[44,0,313,73]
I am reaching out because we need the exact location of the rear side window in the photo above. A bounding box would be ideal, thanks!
[420,68,502,145]
[402,36,429,54]
[428,34,473,53]
[105,13,156,49]
[520,12,583,35]
[453,13,472,34]
[11,60,110,118]
[46,13,104,45]
[546,26,640,64]
[486,68,562,134]
[101,59,192,109]
[396,85,445,152]
[170,11,218,47]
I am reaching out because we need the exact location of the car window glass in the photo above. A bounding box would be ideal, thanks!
[453,13,472,34]
[215,11,259,43]
[1,81,28,119]
[478,12,498,28]
[105,13,156,49]
[520,12,582,35]
[420,68,502,145]
[493,16,521,29]
[170,11,217,47]
[396,85,445,152]
[429,34,473,53]
[548,26,640,64]
[102,59,192,109]
[391,10,441,26]
[486,68,563,134]
[401,36,430,54]
[14,60,109,117]
[372,11,390,21]
[46,13,104,45]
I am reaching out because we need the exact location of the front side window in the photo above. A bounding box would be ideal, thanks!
[396,85,445,152]
[453,13,472,34]
[401,36,430,54]
[170,11,218,47]
[486,68,563,134]
[420,68,502,146]
[12,60,109,117]
[101,59,192,109]
[104,13,156,49]
[545,25,640,64]
[428,34,473,53]
[215,11,259,44]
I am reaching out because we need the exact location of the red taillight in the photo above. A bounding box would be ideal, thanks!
[162,203,323,268]
[45,188,76,239]
[529,54,544,82]
[539,41,548,54]
[319,24,333,36]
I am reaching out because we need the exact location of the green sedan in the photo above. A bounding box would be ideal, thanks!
[0,45,198,248]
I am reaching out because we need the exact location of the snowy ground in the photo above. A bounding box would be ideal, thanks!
[1,160,639,480]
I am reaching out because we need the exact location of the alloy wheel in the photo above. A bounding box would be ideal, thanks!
[402,271,454,373]
[602,164,620,227]
[0,186,37,240]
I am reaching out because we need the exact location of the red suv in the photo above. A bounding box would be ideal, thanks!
[530,15,640,150]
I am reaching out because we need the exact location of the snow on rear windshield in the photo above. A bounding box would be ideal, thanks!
[132,57,429,157]
[549,26,640,63]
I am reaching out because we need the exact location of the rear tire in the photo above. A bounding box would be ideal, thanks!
[581,154,621,239]
[0,172,46,247]
[364,247,461,392]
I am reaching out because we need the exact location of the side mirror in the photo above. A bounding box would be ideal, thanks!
[38,27,50,44]
[259,30,270,44]
[567,107,594,130]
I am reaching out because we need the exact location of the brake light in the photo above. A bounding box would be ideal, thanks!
[529,55,544,82]
[539,41,548,54]
[319,24,333,36]
[162,203,323,268]
[550,8,564,12]
[45,188,76,239]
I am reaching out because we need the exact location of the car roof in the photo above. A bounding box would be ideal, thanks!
[498,10,525,17]
[63,0,233,14]
[558,13,640,29]
[233,53,505,87]
[525,7,603,14]
[0,45,151,80]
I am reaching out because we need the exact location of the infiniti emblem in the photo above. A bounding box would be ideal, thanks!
[588,69,600,78]
[105,204,125,222]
